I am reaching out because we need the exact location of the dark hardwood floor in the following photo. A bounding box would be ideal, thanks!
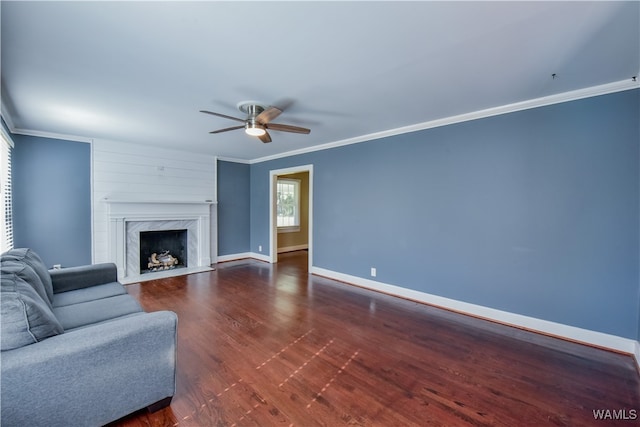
[109,251,639,426]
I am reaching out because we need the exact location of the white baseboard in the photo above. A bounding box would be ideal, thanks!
[216,252,271,263]
[310,266,638,358]
[216,252,253,263]
[277,244,309,254]
[249,252,271,263]
[211,258,640,365]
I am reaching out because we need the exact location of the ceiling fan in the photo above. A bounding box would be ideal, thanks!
[200,101,310,143]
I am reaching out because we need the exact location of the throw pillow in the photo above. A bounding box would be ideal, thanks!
[1,260,52,309]
[1,272,64,351]
[1,248,54,304]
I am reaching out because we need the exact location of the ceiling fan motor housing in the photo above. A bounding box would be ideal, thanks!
[237,102,266,116]
[241,103,266,135]
[243,104,267,135]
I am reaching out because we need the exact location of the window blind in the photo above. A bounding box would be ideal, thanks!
[1,130,14,253]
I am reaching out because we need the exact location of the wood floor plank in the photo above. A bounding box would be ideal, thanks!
[107,252,640,426]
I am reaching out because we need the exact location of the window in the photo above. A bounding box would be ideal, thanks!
[1,129,13,252]
[277,178,300,231]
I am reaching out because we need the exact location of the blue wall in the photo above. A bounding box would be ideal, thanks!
[249,89,640,339]
[12,134,92,268]
[217,160,250,255]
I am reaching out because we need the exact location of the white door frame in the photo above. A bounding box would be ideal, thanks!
[269,164,313,270]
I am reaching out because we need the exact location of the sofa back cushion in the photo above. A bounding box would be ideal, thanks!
[1,272,64,351]
[1,260,52,309]
[1,248,53,304]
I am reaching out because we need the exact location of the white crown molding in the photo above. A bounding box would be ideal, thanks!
[217,156,251,164]
[2,96,93,143]
[0,121,15,147]
[2,94,94,144]
[1,81,19,132]
[0,110,17,134]
[310,265,639,358]
[7,127,93,144]
[251,78,640,164]
[3,78,638,163]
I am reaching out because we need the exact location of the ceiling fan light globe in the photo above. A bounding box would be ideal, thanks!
[245,125,266,136]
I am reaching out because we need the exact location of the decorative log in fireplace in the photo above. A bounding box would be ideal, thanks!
[147,251,179,271]
[140,229,187,274]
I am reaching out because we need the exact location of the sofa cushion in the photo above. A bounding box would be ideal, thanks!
[1,272,64,351]
[52,294,143,331]
[52,282,127,308]
[1,260,53,310]
[1,248,54,304]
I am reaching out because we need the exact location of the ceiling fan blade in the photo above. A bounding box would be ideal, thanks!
[258,130,272,143]
[200,110,245,123]
[265,123,311,134]
[209,125,245,134]
[256,106,282,124]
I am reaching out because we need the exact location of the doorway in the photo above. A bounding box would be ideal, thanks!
[269,165,313,271]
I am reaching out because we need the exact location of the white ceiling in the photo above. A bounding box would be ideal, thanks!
[2,1,638,161]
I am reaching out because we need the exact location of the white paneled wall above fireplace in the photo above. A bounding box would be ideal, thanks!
[92,139,218,269]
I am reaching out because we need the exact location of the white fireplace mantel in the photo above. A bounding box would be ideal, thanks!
[105,199,215,281]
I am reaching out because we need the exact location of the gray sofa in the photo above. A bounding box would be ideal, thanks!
[0,248,178,426]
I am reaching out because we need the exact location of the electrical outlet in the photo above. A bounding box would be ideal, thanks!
[258,245,262,252]
[370,267,377,277]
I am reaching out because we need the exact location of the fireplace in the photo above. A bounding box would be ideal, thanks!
[105,199,215,282]
[139,229,188,274]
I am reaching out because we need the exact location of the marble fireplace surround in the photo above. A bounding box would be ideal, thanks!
[106,200,213,283]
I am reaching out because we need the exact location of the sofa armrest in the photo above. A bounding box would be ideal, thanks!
[1,311,178,427]
[49,262,118,293]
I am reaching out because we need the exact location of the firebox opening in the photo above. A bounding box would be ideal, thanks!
[139,229,187,274]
